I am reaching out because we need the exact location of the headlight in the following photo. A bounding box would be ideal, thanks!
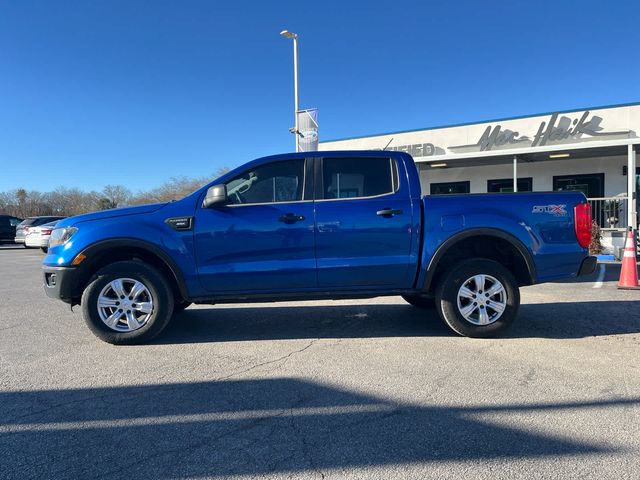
[49,227,78,247]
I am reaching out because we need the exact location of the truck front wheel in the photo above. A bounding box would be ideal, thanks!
[81,261,175,344]
[435,258,520,338]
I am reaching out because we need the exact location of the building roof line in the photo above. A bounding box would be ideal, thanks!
[320,100,640,144]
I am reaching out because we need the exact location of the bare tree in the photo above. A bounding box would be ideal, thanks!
[215,166,231,177]
[0,169,234,218]
[102,185,132,208]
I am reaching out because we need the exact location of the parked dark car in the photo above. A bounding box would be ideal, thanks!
[0,215,23,243]
[15,216,65,246]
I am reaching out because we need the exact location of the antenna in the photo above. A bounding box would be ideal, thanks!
[382,138,394,151]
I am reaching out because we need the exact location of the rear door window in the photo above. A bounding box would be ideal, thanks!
[321,157,396,200]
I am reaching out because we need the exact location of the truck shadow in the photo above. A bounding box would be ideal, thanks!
[550,263,623,284]
[159,299,640,344]
[1,378,633,479]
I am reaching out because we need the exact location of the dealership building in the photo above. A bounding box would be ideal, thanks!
[319,102,639,258]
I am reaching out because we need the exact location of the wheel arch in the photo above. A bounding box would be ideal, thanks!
[423,228,537,292]
[72,238,189,303]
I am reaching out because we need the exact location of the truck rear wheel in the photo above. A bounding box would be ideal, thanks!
[435,258,519,337]
[81,261,175,345]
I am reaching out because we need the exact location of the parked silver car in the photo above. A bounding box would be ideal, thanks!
[15,216,64,246]
[24,221,61,253]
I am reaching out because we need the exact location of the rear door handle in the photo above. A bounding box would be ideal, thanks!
[376,208,402,217]
[278,213,306,224]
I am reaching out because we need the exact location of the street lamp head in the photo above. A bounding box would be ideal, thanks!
[280,30,298,39]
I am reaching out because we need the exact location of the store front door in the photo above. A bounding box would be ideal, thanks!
[553,173,606,227]
[552,173,605,198]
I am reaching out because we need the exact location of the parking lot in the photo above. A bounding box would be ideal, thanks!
[0,247,638,479]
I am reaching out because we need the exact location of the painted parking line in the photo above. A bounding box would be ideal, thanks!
[592,264,606,289]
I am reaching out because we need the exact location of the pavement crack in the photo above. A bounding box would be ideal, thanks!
[216,339,318,381]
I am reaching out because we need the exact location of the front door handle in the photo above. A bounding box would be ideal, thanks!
[278,213,306,224]
[376,208,402,218]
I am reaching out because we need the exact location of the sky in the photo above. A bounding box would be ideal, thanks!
[0,0,639,192]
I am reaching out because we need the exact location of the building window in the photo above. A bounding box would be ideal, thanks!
[553,173,604,198]
[487,178,533,193]
[430,181,470,195]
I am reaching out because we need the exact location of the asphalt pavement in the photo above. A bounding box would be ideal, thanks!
[0,248,639,479]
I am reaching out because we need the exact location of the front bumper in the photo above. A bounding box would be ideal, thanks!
[43,265,80,304]
[577,256,597,276]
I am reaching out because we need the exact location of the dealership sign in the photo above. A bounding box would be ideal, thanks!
[297,108,319,152]
[376,110,635,158]
[385,142,441,157]
[449,110,633,153]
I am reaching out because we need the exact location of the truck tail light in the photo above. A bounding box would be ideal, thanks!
[574,203,592,249]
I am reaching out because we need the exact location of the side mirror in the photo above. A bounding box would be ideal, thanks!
[202,184,228,208]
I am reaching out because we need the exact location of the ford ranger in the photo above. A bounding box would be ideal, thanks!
[42,151,596,344]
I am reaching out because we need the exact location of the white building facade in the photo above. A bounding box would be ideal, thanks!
[319,102,639,257]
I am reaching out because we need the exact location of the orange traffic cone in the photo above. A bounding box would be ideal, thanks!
[618,229,640,290]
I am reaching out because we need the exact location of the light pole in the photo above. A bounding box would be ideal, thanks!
[280,29,299,152]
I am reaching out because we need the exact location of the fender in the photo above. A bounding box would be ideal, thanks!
[77,237,189,300]
[422,227,537,291]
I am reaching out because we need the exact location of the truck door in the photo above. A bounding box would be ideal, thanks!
[314,156,414,288]
[194,158,316,293]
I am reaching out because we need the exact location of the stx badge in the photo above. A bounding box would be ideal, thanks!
[532,204,567,216]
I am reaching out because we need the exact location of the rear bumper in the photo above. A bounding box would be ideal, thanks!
[42,266,79,304]
[26,237,48,247]
[577,256,597,276]
[14,237,24,244]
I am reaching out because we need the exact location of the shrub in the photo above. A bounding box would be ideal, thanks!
[589,220,603,255]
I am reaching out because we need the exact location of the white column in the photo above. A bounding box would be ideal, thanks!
[293,37,299,153]
[628,144,637,230]
[513,156,518,193]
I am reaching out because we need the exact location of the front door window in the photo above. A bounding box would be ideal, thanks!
[225,159,305,205]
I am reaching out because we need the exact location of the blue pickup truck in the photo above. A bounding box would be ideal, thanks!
[42,151,596,344]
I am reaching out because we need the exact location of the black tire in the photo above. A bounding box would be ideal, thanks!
[174,301,192,313]
[41,247,48,253]
[81,260,175,345]
[401,294,435,309]
[435,258,520,338]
